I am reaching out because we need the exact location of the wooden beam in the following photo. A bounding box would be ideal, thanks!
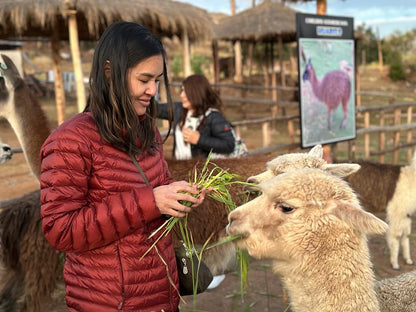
[66,9,86,113]
[51,24,66,125]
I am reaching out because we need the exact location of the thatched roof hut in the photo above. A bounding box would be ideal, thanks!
[211,1,298,86]
[0,0,213,41]
[0,0,213,123]
[213,1,297,43]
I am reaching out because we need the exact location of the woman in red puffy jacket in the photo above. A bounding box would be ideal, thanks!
[40,21,208,312]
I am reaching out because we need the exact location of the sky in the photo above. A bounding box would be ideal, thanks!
[177,0,416,38]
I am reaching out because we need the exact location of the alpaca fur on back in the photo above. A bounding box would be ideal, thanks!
[375,270,416,312]
[166,154,271,275]
[227,168,388,312]
[0,191,61,312]
[345,160,401,213]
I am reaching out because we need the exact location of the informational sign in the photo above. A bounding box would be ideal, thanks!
[296,13,355,148]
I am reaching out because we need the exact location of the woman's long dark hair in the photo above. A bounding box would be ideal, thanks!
[85,21,173,155]
[178,74,223,130]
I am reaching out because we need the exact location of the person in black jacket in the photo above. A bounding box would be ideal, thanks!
[158,74,235,160]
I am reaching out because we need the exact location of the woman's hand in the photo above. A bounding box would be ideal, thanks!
[153,181,208,217]
[182,127,200,145]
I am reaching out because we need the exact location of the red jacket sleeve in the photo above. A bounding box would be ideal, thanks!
[40,123,162,253]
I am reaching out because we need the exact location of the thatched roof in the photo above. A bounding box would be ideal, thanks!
[146,1,213,40]
[213,1,298,43]
[0,0,213,41]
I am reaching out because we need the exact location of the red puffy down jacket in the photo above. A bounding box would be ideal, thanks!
[40,112,179,312]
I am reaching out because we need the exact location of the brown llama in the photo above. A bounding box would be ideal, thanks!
[0,53,273,310]
[0,54,61,312]
[0,55,50,179]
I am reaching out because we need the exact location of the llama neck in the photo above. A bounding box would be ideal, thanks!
[274,237,380,312]
[308,67,324,101]
[7,87,50,181]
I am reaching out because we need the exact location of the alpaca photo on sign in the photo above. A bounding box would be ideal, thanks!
[299,38,356,148]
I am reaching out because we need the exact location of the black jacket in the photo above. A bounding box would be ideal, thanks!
[157,102,235,158]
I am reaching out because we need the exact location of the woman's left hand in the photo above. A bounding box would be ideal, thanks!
[183,127,200,145]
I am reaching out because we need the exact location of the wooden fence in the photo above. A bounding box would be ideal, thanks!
[170,82,416,164]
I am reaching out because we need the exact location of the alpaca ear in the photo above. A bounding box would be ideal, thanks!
[323,163,360,178]
[1,54,23,87]
[308,145,323,158]
[331,203,388,235]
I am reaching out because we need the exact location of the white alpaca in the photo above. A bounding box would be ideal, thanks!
[385,152,416,269]
[248,145,416,270]
[246,145,358,188]
[0,140,12,164]
[227,166,387,312]
[244,146,416,312]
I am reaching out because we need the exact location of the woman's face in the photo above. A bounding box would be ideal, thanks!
[127,54,163,115]
[180,86,193,112]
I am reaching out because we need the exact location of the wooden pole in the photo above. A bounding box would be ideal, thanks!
[377,27,384,75]
[66,8,87,113]
[407,106,413,163]
[317,0,327,15]
[316,0,333,162]
[393,108,401,164]
[183,28,191,77]
[271,41,277,104]
[51,25,66,125]
[248,42,254,77]
[379,110,385,163]
[212,40,220,85]
[234,40,243,83]
[364,111,370,159]
[278,36,285,87]
[262,121,271,147]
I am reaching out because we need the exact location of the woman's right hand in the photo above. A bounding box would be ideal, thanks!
[153,181,203,217]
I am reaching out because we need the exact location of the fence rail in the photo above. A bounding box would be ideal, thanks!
[168,82,415,164]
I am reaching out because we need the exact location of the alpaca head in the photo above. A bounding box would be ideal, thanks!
[247,145,360,187]
[0,54,24,118]
[227,168,388,261]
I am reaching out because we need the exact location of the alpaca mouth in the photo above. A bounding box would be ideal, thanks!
[243,184,260,194]
[226,224,249,240]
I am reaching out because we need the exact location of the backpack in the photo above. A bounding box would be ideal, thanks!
[211,128,249,159]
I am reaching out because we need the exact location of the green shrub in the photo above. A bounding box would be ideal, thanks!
[191,54,210,75]
[386,50,405,81]
[171,55,183,77]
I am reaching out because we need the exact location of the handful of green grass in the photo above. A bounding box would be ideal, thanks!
[142,152,255,302]
[142,152,250,258]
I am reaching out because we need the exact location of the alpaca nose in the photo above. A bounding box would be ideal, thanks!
[228,212,236,226]
[246,176,258,184]
[227,211,240,236]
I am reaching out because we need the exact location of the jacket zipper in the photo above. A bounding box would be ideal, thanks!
[153,239,176,311]
[116,242,126,310]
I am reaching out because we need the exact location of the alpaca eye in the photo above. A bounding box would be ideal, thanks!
[278,203,294,214]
